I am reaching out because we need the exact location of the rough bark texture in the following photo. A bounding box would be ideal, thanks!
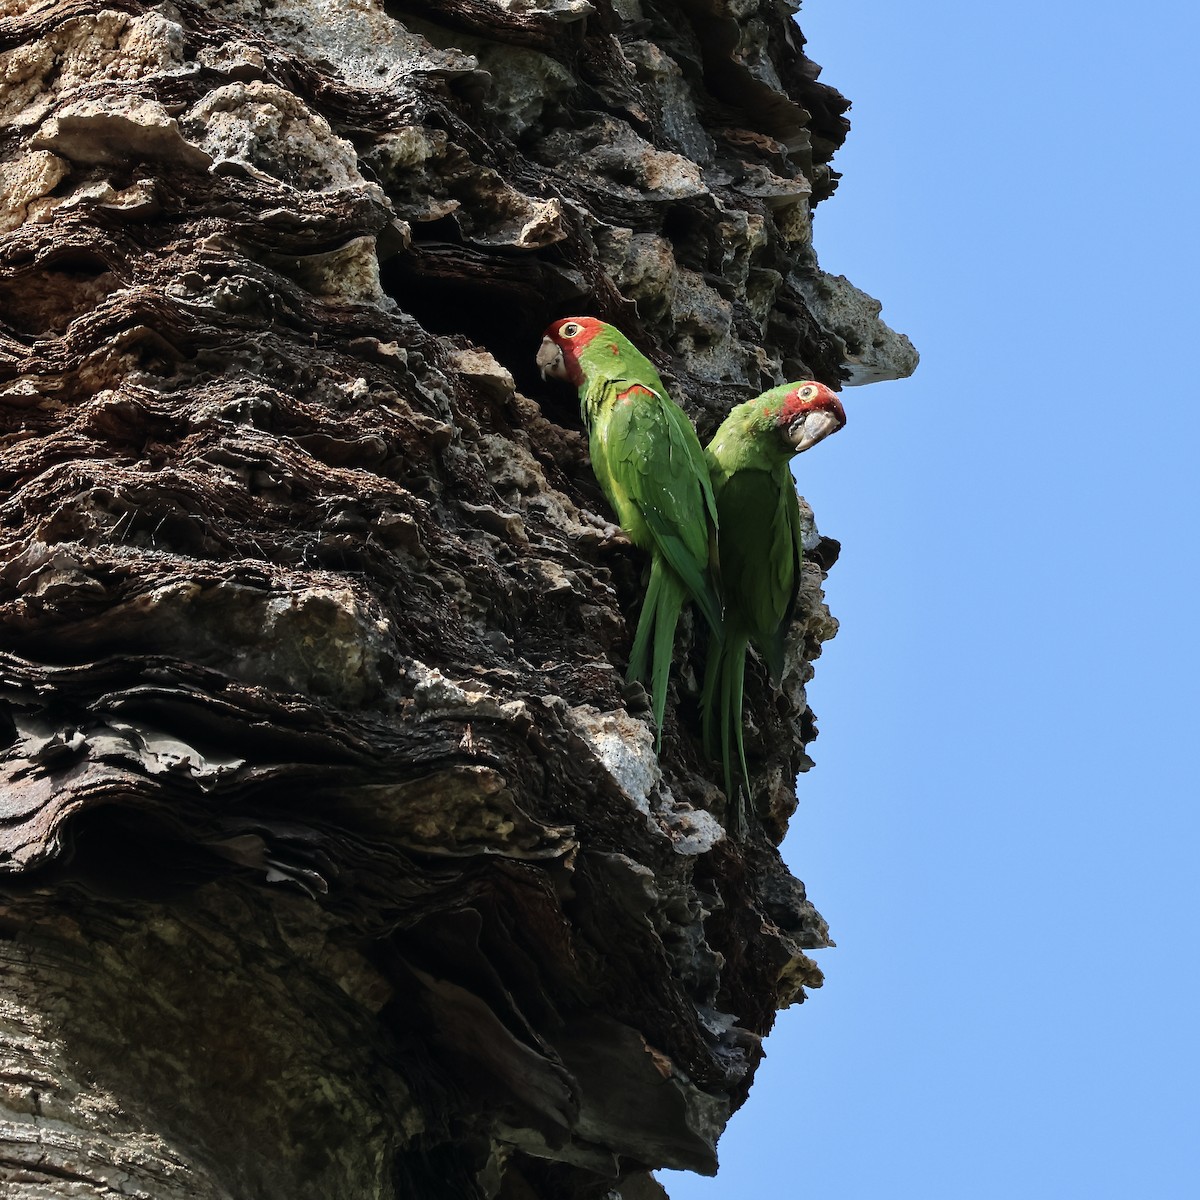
[0,1,915,1197]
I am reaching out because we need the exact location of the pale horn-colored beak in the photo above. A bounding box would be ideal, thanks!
[787,403,846,453]
[536,337,565,381]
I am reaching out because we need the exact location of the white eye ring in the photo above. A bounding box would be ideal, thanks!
[801,386,815,398]
[561,322,581,338]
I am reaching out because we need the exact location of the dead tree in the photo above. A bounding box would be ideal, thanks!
[0,1,915,1197]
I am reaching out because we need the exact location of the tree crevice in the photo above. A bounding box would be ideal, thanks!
[0,1,915,1196]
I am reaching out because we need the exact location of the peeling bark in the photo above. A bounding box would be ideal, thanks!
[0,1,915,1197]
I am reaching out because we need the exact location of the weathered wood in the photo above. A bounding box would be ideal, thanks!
[0,1,915,1196]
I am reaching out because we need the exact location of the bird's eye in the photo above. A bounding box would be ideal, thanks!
[560,322,581,338]
[800,385,815,399]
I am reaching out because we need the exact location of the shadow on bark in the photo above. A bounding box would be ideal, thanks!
[0,1,914,1196]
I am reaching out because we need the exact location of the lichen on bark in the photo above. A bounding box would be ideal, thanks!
[0,1,915,1197]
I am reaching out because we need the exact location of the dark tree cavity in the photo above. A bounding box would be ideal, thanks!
[0,1,915,1197]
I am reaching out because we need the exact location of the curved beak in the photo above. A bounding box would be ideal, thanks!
[786,399,846,453]
[536,337,565,381]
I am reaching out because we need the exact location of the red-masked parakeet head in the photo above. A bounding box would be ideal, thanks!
[536,317,625,389]
[772,381,847,453]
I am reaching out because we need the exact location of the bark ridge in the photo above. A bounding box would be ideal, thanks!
[0,1,915,1197]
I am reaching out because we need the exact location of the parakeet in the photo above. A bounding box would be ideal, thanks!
[701,380,846,834]
[536,317,722,747]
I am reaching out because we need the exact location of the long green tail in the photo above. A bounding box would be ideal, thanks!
[701,629,750,836]
[627,556,687,750]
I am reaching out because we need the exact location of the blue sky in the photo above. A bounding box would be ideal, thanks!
[663,1,1199,1196]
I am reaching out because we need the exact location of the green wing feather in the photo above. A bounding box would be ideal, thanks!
[765,474,806,684]
[581,369,722,748]
[602,385,722,634]
[716,466,797,649]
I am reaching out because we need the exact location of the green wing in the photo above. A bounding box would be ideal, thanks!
[602,382,722,636]
[765,470,806,684]
[714,463,799,663]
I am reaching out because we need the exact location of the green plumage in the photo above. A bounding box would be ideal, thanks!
[574,326,722,747]
[701,387,809,834]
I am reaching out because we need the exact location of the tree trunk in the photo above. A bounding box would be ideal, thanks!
[0,1,915,1196]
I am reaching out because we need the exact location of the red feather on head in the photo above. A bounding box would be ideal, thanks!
[777,380,847,430]
[538,317,605,387]
[544,316,603,347]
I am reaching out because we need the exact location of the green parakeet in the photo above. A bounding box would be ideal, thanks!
[702,380,846,834]
[537,317,722,747]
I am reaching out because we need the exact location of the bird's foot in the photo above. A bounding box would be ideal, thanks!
[576,509,627,547]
